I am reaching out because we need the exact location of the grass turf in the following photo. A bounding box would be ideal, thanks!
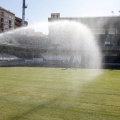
[0,67,120,120]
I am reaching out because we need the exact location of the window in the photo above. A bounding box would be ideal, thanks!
[1,18,4,22]
[5,20,8,24]
[1,12,4,17]
[52,15,55,18]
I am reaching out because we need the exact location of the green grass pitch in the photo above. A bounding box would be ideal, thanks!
[0,67,120,120]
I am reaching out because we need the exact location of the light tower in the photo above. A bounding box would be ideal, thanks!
[22,0,27,26]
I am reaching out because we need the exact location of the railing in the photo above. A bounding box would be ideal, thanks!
[15,21,21,26]
[101,46,120,50]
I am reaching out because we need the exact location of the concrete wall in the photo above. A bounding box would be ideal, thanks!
[48,13,120,34]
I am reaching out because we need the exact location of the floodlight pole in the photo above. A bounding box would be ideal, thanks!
[22,0,27,26]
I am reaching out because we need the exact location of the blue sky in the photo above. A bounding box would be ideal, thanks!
[1,0,120,24]
[0,0,120,33]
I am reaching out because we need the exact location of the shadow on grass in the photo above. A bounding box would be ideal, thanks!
[10,98,57,120]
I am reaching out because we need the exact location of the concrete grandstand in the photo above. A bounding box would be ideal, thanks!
[0,14,120,68]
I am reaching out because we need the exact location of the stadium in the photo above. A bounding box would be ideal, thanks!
[0,1,120,119]
[0,13,120,68]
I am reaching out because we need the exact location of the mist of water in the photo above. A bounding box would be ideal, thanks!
[0,20,102,69]
[0,20,103,97]
[47,20,103,96]
[48,20,102,68]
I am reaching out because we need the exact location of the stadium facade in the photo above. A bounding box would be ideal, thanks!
[48,13,120,68]
[0,12,120,68]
